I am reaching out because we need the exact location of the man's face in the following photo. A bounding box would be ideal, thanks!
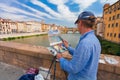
[76,20,82,34]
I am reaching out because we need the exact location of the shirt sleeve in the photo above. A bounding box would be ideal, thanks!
[59,44,91,74]
[67,46,75,56]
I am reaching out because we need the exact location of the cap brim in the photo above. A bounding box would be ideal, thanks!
[75,19,78,24]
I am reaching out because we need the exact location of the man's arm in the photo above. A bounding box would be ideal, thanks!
[58,44,91,74]
[63,40,75,55]
[67,46,75,56]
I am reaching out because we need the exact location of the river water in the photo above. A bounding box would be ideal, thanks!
[10,33,80,48]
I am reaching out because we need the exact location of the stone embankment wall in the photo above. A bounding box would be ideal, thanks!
[0,41,120,80]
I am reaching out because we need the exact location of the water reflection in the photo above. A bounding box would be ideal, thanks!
[10,33,80,48]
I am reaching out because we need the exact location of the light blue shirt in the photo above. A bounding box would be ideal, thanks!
[59,30,101,80]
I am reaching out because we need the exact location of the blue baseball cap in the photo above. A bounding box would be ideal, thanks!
[75,11,95,24]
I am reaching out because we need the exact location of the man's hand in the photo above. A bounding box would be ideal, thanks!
[56,53,62,59]
[63,40,69,48]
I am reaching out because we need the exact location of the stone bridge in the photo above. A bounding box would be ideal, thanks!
[0,41,120,80]
[60,28,78,34]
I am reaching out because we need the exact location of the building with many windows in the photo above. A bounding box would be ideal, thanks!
[26,21,42,32]
[0,18,12,34]
[103,0,120,44]
[17,21,27,33]
[93,17,104,37]
[10,22,17,33]
[0,18,67,34]
[41,21,51,32]
[96,17,104,37]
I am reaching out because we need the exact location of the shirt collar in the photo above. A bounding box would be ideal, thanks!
[80,30,94,40]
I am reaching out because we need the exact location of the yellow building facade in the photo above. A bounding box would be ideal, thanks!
[103,0,120,44]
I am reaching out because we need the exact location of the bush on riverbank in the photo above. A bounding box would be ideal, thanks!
[2,34,48,41]
[3,37,16,41]
[97,36,120,56]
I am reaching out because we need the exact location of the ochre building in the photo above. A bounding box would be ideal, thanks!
[103,0,120,44]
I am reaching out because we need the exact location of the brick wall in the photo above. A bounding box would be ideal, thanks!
[0,41,120,80]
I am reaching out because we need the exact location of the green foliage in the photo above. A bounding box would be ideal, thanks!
[17,37,21,39]
[35,34,47,36]
[2,33,48,41]
[97,36,120,56]
[3,38,8,41]
[116,52,120,56]
[21,36,24,38]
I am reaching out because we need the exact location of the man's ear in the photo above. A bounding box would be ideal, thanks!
[79,21,82,27]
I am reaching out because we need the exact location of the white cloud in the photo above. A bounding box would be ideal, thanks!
[1,12,26,20]
[30,0,78,26]
[47,0,68,5]
[1,11,40,21]
[100,0,118,4]
[0,0,53,20]
[47,0,77,21]
[73,0,97,11]
[14,1,54,20]
[0,3,44,20]
[57,5,76,21]
[31,0,61,18]
[48,0,98,22]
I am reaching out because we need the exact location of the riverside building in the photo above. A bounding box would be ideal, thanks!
[103,0,120,44]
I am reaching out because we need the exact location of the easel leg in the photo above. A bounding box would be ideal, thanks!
[45,56,56,80]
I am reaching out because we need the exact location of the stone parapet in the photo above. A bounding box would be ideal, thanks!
[0,41,120,80]
[98,54,120,80]
[0,41,67,80]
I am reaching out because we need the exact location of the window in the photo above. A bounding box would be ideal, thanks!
[105,11,107,14]
[108,24,110,28]
[118,5,120,10]
[107,33,109,36]
[118,7,120,10]
[117,14,119,19]
[109,17,111,21]
[119,33,120,38]
[116,23,118,27]
[109,11,111,14]
[114,5,116,11]
[104,11,107,14]
[114,33,116,37]
[109,8,112,14]
[112,23,114,27]
[110,33,112,37]
[113,15,115,20]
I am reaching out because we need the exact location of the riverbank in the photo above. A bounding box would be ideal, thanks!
[0,32,48,41]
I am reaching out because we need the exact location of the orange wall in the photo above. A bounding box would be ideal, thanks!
[103,1,120,43]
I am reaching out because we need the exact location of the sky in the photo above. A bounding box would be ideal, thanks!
[0,0,118,27]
